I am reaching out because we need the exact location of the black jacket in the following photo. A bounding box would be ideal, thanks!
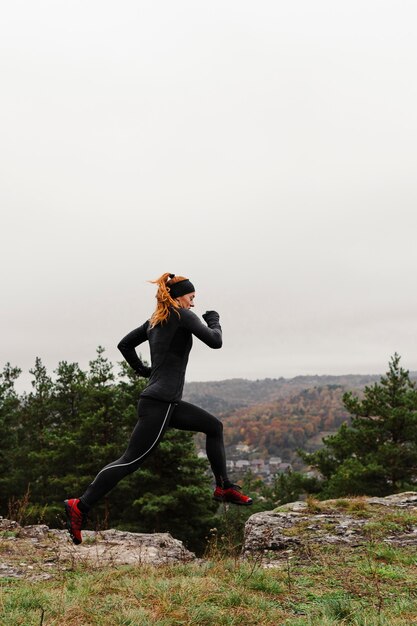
[117,308,222,402]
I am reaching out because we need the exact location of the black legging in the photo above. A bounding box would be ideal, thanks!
[80,398,229,508]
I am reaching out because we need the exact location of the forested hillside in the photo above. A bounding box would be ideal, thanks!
[183,374,383,414]
[220,385,349,459]
[186,373,417,464]
[185,376,381,464]
[190,385,351,467]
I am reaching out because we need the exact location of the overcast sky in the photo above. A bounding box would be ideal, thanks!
[2,1,417,390]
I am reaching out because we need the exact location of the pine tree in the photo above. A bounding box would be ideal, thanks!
[301,354,417,497]
[44,360,88,518]
[15,358,54,508]
[0,363,21,510]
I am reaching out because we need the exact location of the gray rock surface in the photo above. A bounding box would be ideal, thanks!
[0,518,195,580]
[242,491,417,557]
[55,528,195,567]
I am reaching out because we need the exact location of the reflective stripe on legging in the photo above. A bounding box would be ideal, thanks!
[80,397,229,509]
[94,402,173,479]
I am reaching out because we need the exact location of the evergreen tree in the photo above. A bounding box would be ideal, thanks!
[0,363,21,509]
[45,360,88,518]
[14,358,54,509]
[301,354,417,497]
[75,347,120,494]
[262,470,320,506]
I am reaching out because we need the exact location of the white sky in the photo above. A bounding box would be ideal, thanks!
[1,1,417,390]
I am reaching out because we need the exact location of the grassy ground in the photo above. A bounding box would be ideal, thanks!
[1,540,417,625]
[2,498,417,625]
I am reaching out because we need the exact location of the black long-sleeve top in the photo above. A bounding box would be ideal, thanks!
[117,308,222,402]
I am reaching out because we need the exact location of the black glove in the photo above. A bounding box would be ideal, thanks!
[136,366,152,378]
[202,310,220,326]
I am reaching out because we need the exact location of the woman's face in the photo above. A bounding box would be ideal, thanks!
[176,292,195,309]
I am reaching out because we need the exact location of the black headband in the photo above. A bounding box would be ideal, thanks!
[169,279,195,298]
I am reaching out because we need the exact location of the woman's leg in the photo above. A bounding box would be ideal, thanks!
[80,398,175,508]
[169,401,229,487]
[169,401,252,505]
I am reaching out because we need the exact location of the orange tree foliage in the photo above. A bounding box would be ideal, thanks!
[220,385,350,457]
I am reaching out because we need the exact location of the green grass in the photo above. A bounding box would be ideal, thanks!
[1,542,417,625]
[2,498,417,625]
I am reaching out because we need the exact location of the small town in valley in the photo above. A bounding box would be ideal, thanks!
[197,443,292,484]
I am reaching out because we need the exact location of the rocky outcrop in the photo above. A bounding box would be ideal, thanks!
[3,492,417,580]
[0,518,195,580]
[242,492,417,558]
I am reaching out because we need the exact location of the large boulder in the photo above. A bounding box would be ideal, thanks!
[55,528,196,567]
[0,518,195,580]
[242,492,417,557]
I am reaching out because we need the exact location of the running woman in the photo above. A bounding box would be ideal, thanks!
[65,273,252,544]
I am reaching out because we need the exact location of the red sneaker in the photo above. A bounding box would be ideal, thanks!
[213,485,253,506]
[64,498,86,545]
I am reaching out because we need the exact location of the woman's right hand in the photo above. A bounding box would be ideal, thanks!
[202,310,220,325]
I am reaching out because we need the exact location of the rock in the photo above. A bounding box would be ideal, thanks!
[367,491,417,507]
[243,511,304,553]
[18,524,50,539]
[0,521,195,580]
[242,492,417,558]
[55,529,195,567]
[0,562,24,579]
[0,518,21,531]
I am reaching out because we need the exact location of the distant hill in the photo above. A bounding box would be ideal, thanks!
[184,373,417,465]
[183,374,383,414]
[220,385,349,462]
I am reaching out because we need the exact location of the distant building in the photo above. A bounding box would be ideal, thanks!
[251,459,265,471]
[269,457,282,467]
[235,459,250,471]
[276,462,292,473]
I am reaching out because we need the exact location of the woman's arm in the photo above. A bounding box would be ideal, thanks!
[180,309,222,349]
[117,321,152,377]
